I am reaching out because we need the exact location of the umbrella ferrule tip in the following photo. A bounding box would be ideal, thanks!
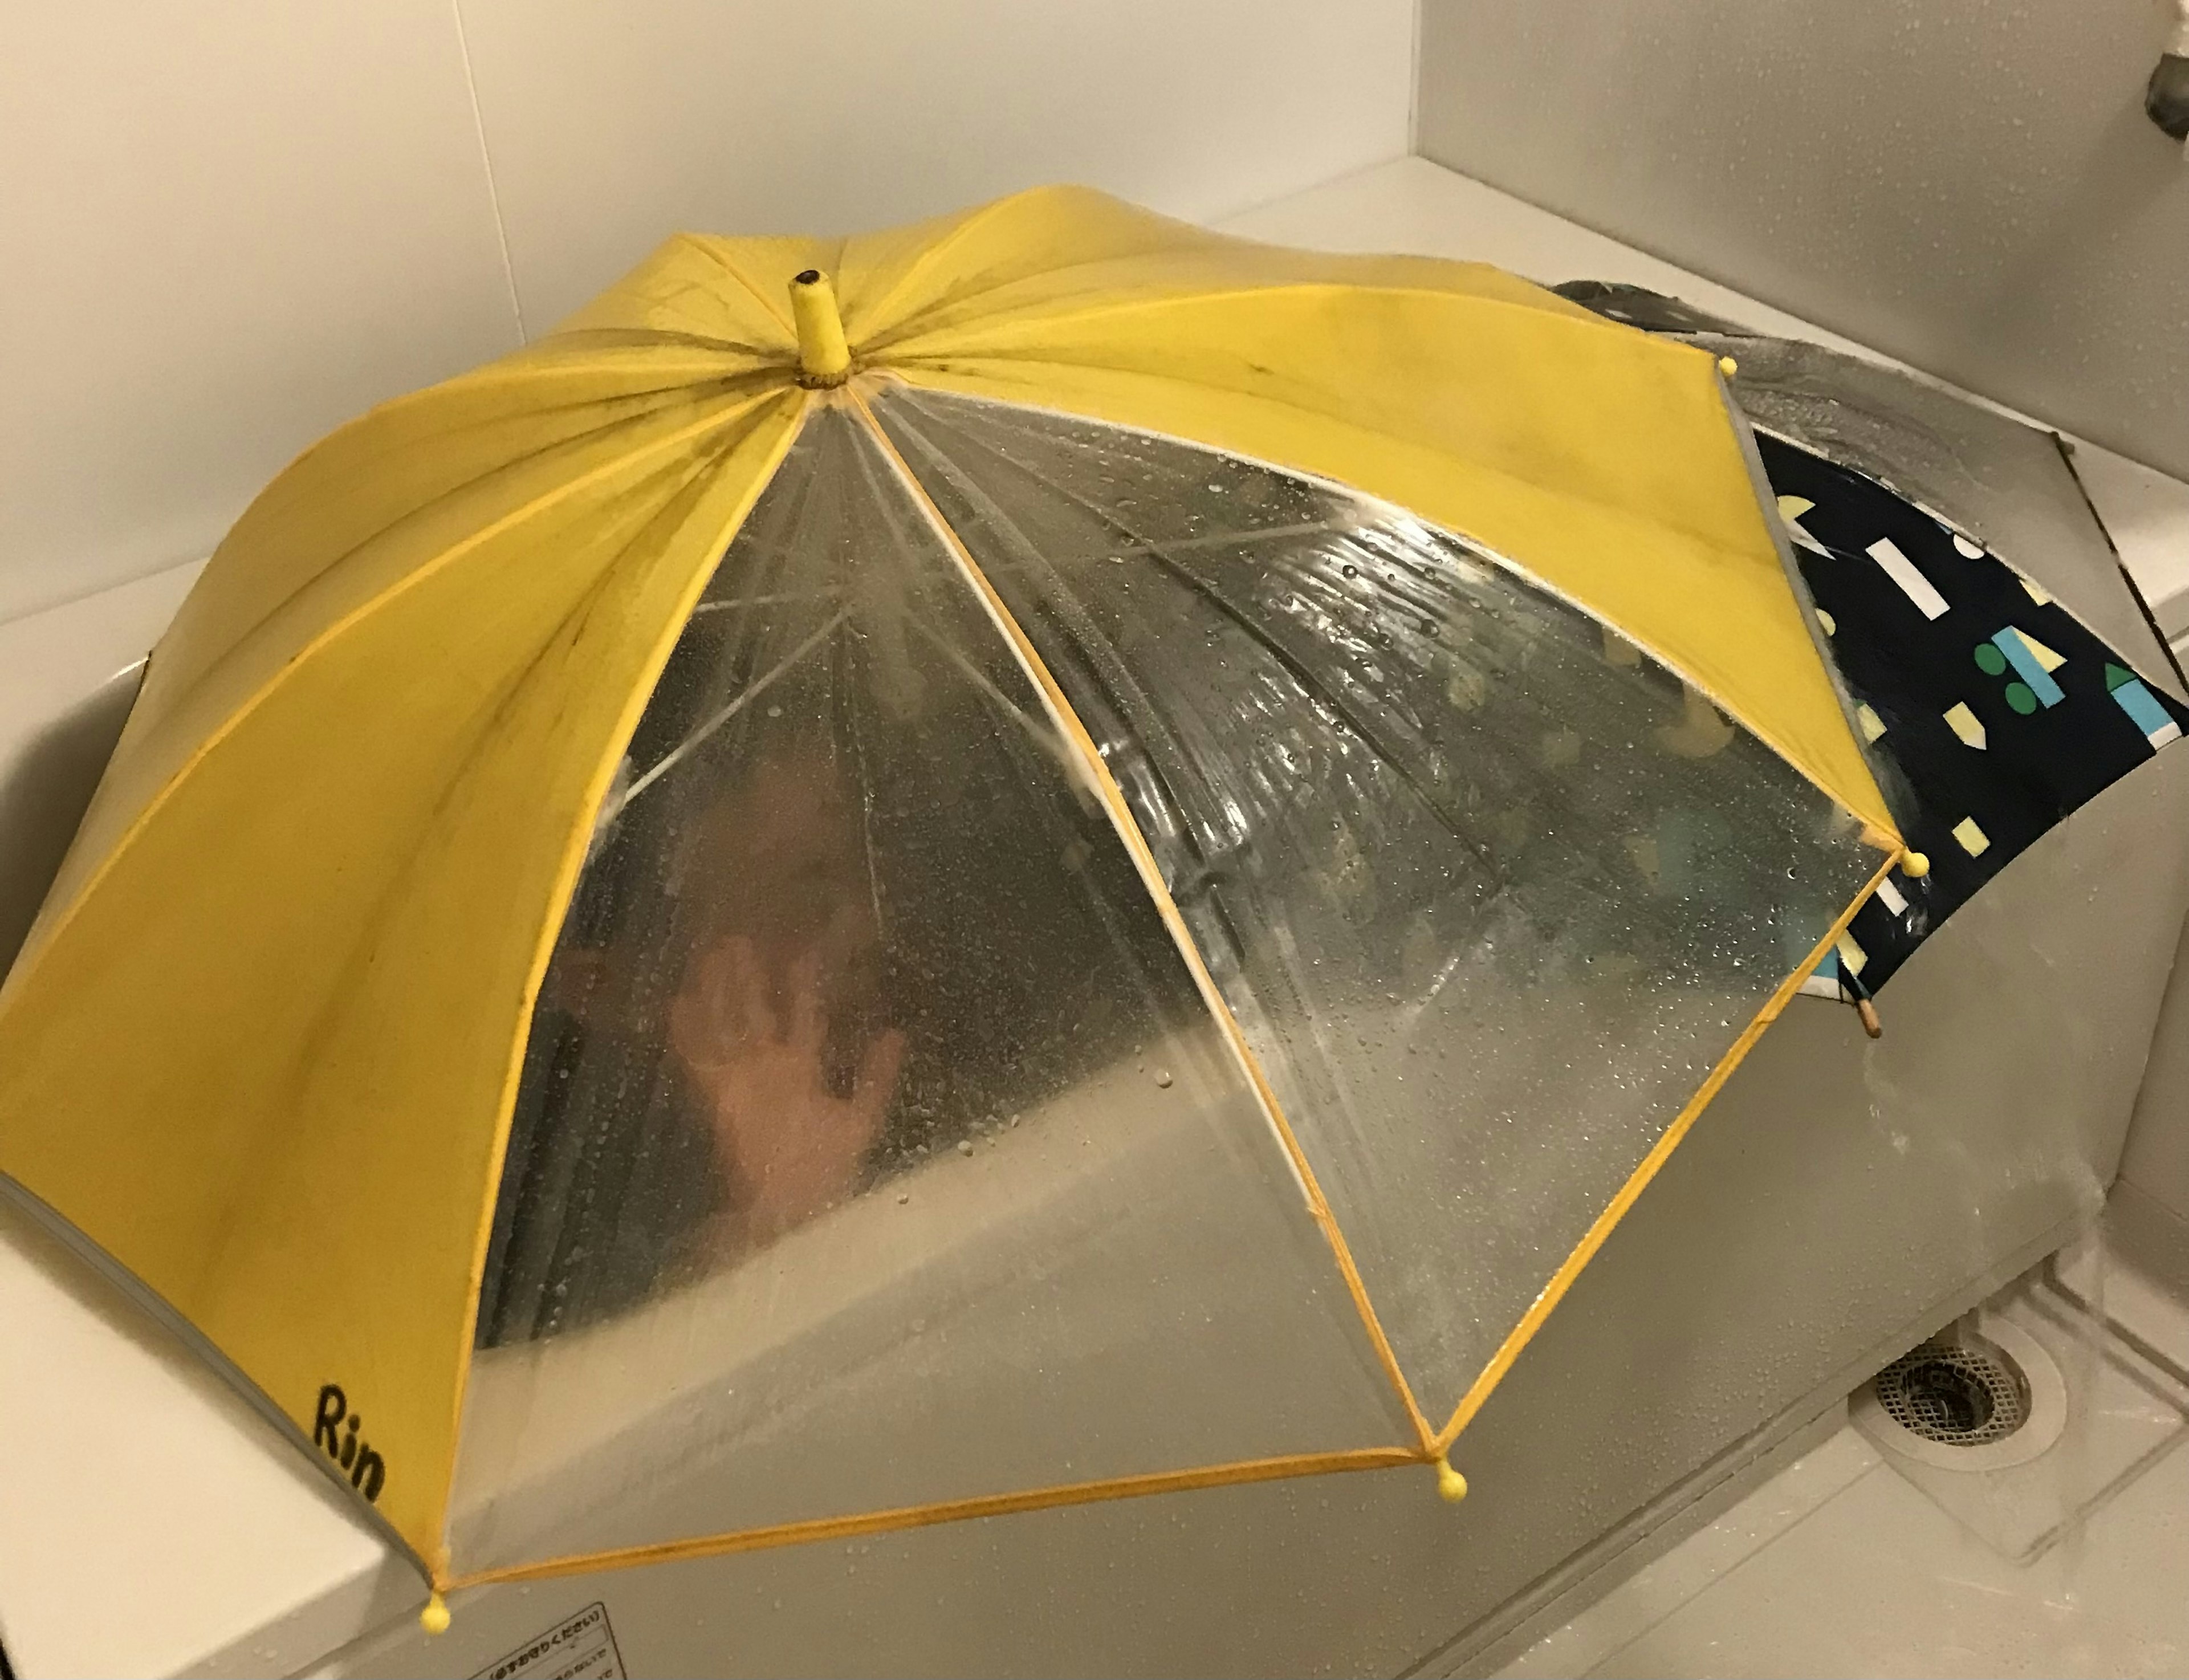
[790,270,853,387]
[1435,1457,1469,1503]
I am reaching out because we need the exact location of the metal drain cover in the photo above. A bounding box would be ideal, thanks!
[1855,1311,2066,1474]
[1874,1335,2029,1446]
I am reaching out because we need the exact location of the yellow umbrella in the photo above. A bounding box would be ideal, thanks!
[0,186,1900,1603]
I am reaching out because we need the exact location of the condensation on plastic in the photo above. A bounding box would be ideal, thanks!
[446,404,1409,1573]
[870,384,1883,1417]
[1679,332,2181,703]
[1554,286,2171,699]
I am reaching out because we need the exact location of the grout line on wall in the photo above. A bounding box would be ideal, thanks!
[1406,0,1423,154]
[449,0,530,344]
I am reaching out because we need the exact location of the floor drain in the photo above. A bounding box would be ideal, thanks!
[1854,1312,2065,1473]
[1873,1335,2029,1446]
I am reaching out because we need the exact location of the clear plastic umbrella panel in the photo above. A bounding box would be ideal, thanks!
[0,189,1905,1596]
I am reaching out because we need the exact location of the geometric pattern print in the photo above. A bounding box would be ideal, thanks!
[1760,434,2189,998]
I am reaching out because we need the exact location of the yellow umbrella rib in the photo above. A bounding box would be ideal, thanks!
[878,373,1899,850]
[218,349,783,514]
[420,359,790,420]
[846,192,1065,339]
[516,332,795,365]
[412,343,785,391]
[198,380,774,660]
[672,233,809,339]
[878,285,1720,509]
[444,1444,1424,1591]
[1432,843,1906,1454]
[868,276,1643,361]
[195,428,778,1276]
[438,394,813,1561]
[869,355,1744,566]
[3,390,786,1015]
[872,346,1748,577]
[847,184,1601,348]
[847,385,1437,1455]
[116,368,791,795]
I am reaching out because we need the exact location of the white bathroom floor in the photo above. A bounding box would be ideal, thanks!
[1496,1239,2189,1679]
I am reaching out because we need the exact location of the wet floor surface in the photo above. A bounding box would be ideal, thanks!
[1500,1237,2189,1679]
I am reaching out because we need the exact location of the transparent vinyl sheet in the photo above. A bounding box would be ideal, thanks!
[1703,334,2184,703]
[869,386,1883,1419]
[449,406,1408,1572]
[1610,316,2181,702]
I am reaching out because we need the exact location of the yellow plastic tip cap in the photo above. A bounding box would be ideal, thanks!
[1902,851,1931,878]
[420,1593,451,1636]
[1435,1457,1469,1503]
[1718,355,1739,378]
[788,269,852,387]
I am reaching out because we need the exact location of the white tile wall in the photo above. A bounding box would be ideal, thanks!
[2,2,1414,626]
[453,0,1416,331]
[1415,0,2189,486]
[0,559,204,983]
[1,5,524,625]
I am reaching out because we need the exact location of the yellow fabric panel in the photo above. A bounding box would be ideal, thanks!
[562,186,1596,360]
[884,332,1887,833]
[831,184,1599,347]
[552,234,827,344]
[14,351,786,985]
[559,185,1886,830]
[0,384,800,1561]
